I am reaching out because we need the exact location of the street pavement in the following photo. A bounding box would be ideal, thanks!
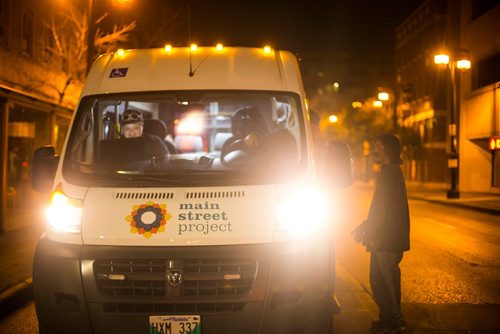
[0,181,499,328]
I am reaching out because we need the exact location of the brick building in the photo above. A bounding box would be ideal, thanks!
[0,0,82,232]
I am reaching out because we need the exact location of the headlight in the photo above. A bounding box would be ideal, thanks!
[276,185,328,238]
[46,191,82,234]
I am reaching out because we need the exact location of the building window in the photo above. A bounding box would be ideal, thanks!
[472,52,500,90]
[21,6,34,56]
[471,0,498,21]
[43,25,54,63]
[0,0,10,47]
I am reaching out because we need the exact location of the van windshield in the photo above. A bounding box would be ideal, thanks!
[63,91,307,186]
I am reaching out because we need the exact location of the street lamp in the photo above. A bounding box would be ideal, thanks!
[329,114,338,123]
[434,50,471,199]
[377,89,398,129]
[373,100,383,108]
[377,92,389,101]
[352,101,362,109]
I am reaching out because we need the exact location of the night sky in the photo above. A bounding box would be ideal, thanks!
[126,0,424,54]
[102,0,424,96]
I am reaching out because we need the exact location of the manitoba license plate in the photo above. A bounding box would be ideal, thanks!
[149,315,201,334]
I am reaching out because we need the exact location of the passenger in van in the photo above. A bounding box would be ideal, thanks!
[117,109,170,161]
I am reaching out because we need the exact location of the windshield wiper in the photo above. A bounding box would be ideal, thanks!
[112,173,194,186]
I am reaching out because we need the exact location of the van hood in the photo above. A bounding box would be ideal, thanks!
[82,185,276,246]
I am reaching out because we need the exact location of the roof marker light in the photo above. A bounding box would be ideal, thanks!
[164,44,172,53]
[263,45,272,54]
[216,43,224,52]
[190,44,198,52]
[116,49,125,57]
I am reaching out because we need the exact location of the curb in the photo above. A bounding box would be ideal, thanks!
[408,195,500,216]
[0,278,33,319]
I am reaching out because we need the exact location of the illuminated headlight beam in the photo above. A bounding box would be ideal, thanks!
[46,191,83,234]
[276,185,329,237]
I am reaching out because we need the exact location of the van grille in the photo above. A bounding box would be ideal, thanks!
[102,302,246,314]
[94,258,257,298]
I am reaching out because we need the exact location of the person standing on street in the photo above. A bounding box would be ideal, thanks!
[352,133,410,334]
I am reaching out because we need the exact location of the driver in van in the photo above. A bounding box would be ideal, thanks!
[120,109,169,160]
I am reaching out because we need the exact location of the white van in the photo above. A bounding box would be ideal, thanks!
[31,46,347,334]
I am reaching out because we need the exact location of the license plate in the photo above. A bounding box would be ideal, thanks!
[149,315,201,334]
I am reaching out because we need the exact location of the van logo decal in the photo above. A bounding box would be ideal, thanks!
[125,202,171,239]
[109,68,128,78]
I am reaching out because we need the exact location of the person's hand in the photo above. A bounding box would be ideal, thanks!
[351,223,365,244]
[364,239,382,252]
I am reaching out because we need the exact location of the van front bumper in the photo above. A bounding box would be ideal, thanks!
[34,236,335,334]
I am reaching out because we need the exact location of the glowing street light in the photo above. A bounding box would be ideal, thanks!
[373,100,383,108]
[329,115,338,123]
[352,101,362,109]
[112,0,132,5]
[378,92,389,101]
[456,59,471,70]
[434,54,450,65]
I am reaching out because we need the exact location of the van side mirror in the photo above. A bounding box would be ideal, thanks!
[325,141,353,189]
[32,146,59,193]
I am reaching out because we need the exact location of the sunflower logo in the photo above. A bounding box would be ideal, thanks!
[125,201,172,239]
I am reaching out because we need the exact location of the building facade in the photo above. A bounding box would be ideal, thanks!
[459,1,500,192]
[0,0,82,232]
[395,0,449,183]
[395,0,499,193]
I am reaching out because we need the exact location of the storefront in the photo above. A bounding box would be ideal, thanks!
[0,86,72,232]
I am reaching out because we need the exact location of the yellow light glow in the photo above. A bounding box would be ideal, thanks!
[190,44,198,52]
[352,101,362,109]
[378,92,389,101]
[176,112,205,135]
[490,138,496,150]
[434,54,450,65]
[116,49,125,57]
[456,59,471,70]
[276,185,328,237]
[333,82,340,88]
[329,115,338,123]
[263,45,272,54]
[373,100,383,108]
[46,191,82,234]
[112,0,132,6]
[216,43,224,52]
[164,44,172,53]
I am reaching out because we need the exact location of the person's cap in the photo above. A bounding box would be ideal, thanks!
[121,110,143,125]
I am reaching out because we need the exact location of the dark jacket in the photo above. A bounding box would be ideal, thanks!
[363,163,410,252]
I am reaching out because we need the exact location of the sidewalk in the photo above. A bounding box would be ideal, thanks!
[405,181,500,216]
[0,213,44,318]
[355,180,500,215]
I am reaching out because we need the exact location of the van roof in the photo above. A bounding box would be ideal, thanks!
[82,47,305,97]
